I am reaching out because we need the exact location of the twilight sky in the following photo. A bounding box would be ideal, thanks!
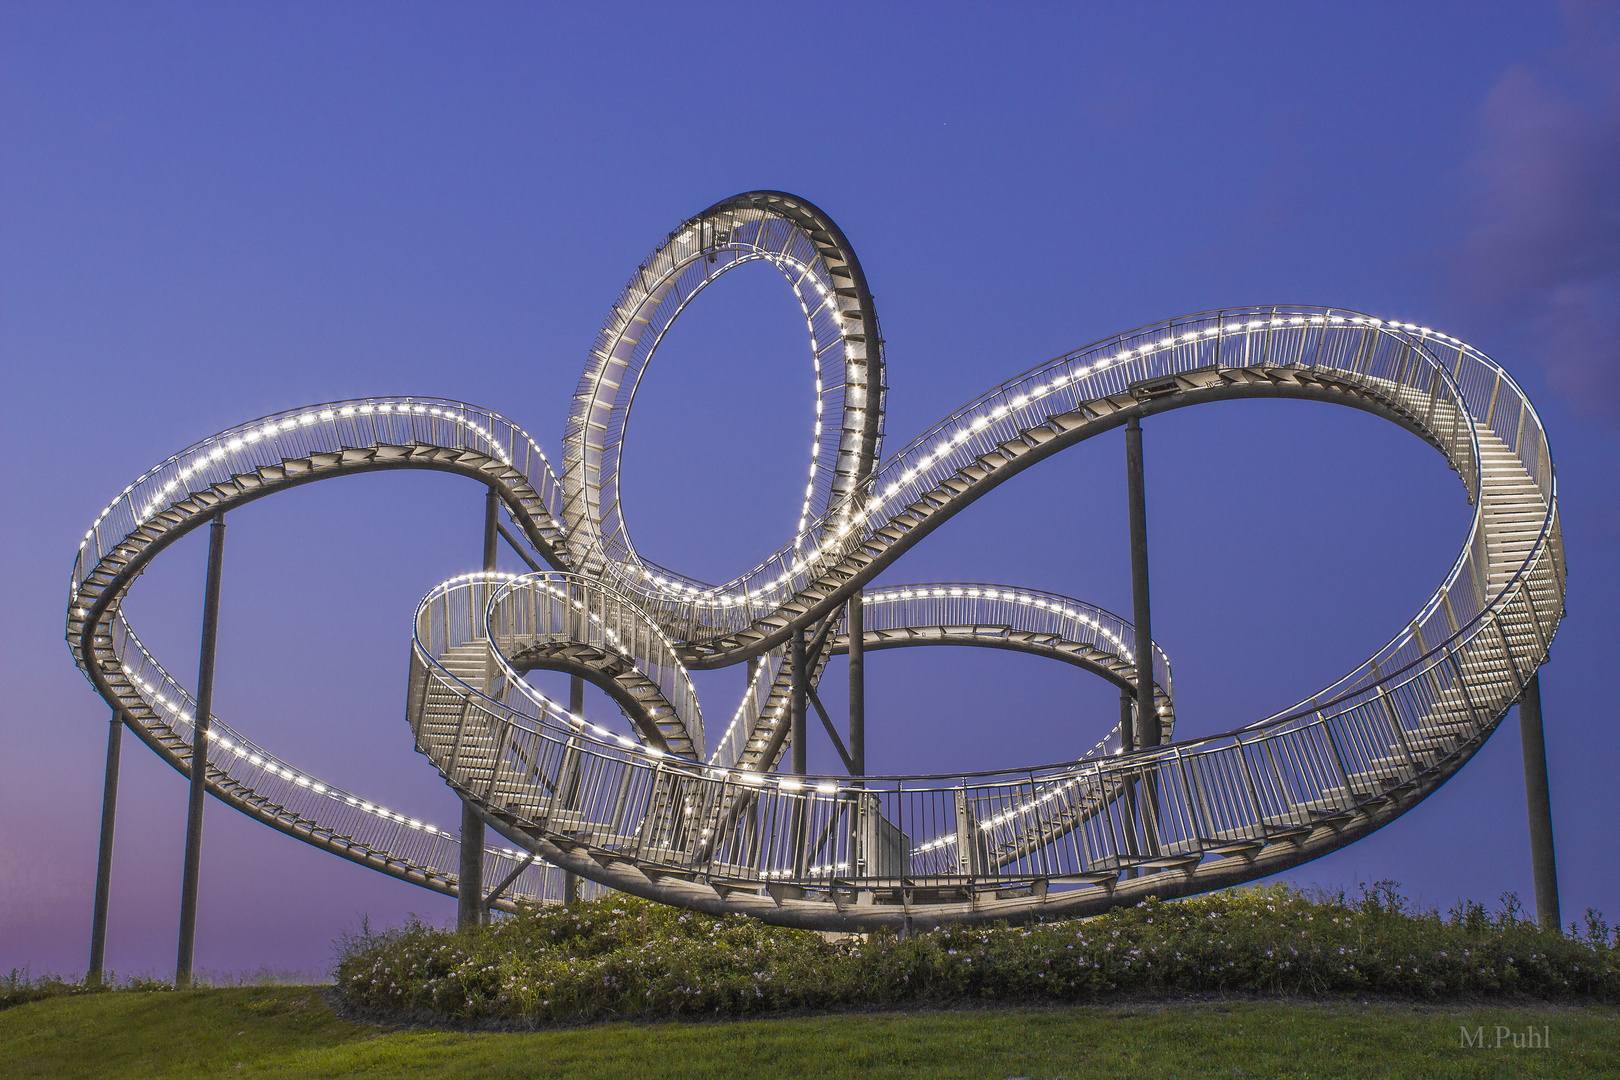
[3,1,1618,979]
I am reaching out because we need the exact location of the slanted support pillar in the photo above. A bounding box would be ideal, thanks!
[88,709,124,984]
[176,512,226,988]
[790,626,808,774]
[1518,673,1560,930]
[848,592,865,777]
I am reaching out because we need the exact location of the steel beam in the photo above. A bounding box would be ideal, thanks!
[1125,417,1158,750]
[848,592,865,776]
[483,489,499,573]
[88,708,124,984]
[1126,417,1163,862]
[808,685,855,775]
[458,801,484,930]
[1518,673,1561,930]
[564,674,584,907]
[484,853,536,912]
[790,626,808,774]
[458,491,501,931]
[176,512,226,988]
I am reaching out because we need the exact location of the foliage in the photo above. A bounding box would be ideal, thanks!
[332,882,1620,1024]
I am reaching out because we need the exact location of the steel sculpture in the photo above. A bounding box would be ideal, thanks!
[69,191,1564,952]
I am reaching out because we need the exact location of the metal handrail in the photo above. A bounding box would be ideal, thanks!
[65,398,589,908]
[390,305,1559,921]
[69,396,568,616]
[63,192,1560,927]
[702,583,1175,773]
[585,308,1486,651]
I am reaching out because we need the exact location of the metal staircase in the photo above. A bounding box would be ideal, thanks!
[68,193,1562,930]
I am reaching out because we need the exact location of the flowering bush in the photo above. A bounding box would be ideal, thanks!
[332,883,1619,1024]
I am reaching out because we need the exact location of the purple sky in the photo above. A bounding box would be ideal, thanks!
[4,2,1617,979]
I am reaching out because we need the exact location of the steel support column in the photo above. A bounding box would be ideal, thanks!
[847,592,865,777]
[482,489,499,574]
[176,512,226,988]
[458,802,484,930]
[1517,673,1561,930]
[458,490,500,931]
[564,674,584,907]
[1125,417,1159,750]
[88,709,124,984]
[1125,417,1161,862]
[790,626,808,774]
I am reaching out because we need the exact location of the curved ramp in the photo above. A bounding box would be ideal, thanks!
[67,193,1564,929]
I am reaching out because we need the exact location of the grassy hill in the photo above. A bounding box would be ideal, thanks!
[2,986,1617,1079]
[8,884,1616,1078]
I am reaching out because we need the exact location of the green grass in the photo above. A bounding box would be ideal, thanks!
[2,986,1617,1079]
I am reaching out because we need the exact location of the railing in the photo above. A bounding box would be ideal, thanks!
[697,583,1175,773]
[64,397,589,908]
[581,308,1487,653]
[68,396,567,619]
[855,584,1170,705]
[560,195,884,602]
[402,310,1560,897]
[413,572,705,758]
[411,528,1556,889]
[97,615,586,906]
[65,304,1562,914]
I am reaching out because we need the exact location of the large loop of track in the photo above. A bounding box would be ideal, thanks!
[68,192,1563,927]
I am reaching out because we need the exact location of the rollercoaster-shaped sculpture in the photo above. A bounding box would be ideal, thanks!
[68,191,1564,929]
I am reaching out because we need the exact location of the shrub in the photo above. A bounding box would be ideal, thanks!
[332,883,1619,1024]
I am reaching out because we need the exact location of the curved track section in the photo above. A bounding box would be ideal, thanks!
[66,400,594,909]
[561,190,885,592]
[703,585,1174,773]
[69,192,1564,931]
[403,306,1562,928]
